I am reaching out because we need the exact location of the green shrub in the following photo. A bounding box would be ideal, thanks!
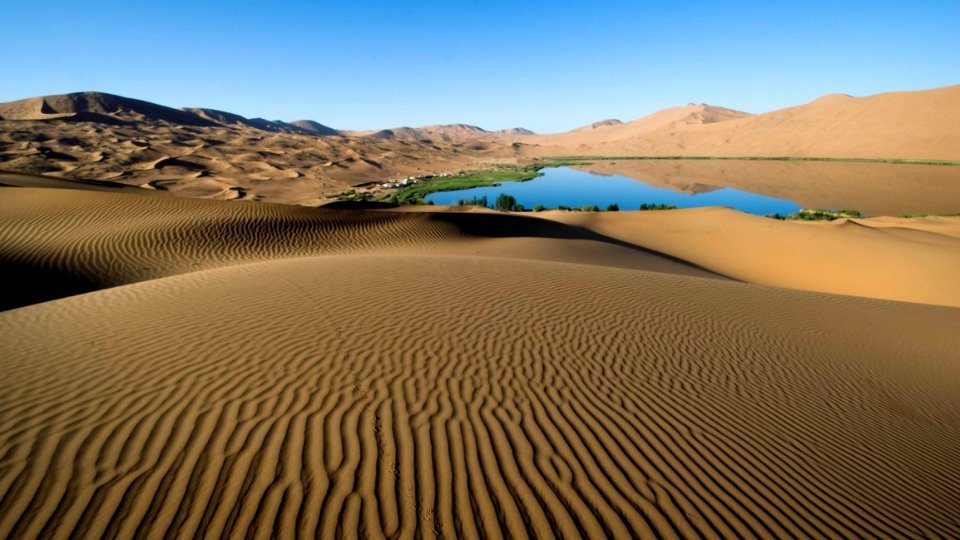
[457,195,488,207]
[495,193,519,211]
[639,203,677,211]
[787,209,861,221]
[606,203,619,211]
[533,204,546,212]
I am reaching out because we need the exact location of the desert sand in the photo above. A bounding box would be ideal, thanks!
[2,83,960,537]
[0,93,497,205]
[2,181,960,537]
[517,85,960,161]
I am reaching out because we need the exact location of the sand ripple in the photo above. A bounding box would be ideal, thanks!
[1,256,958,538]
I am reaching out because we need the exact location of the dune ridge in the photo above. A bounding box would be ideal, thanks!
[4,183,960,309]
[0,185,721,310]
[545,207,960,307]
[529,103,750,148]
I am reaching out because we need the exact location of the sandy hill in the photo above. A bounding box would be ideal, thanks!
[497,126,535,136]
[0,91,216,126]
[523,85,960,160]
[1,180,959,537]
[575,118,625,131]
[184,107,295,133]
[0,92,343,139]
[289,119,339,135]
[366,124,534,144]
[0,94,490,202]
[183,108,339,136]
[530,104,750,148]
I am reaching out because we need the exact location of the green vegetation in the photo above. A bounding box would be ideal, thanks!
[557,205,601,212]
[532,204,546,212]
[389,165,544,204]
[639,203,677,211]
[786,208,862,221]
[495,193,524,212]
[606,203,619,211]
[375,153,960,207]
[335,189,368,202]
[456,195,488,207]
[898,212,960,218]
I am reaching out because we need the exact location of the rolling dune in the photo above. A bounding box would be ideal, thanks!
[0,184,718,310]
[2,181,960,538]
[520,85,960,161]
[1,255,959,538]
[0,93,494,204]
[547,207,960,307]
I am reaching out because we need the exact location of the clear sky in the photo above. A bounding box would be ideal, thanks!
[2,1,958,132]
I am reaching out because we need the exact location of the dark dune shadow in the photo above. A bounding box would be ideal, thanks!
[425,211,730,278]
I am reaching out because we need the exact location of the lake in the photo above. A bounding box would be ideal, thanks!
[426,166,802,215]
[424,160,960,216]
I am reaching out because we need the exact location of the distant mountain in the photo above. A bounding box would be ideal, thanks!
[4,85,958,161]
[0,92,340,136]
[182,107,252,127]
[183,109,339,135]
[364,124,534,143]
[288,120,339,136]
[497,127,536,136]
[0,92,216,126]
[574,119,624,131]
[542,104,749,147]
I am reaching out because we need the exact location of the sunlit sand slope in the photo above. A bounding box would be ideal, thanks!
[1,255,958,538]
[548,207,960,307]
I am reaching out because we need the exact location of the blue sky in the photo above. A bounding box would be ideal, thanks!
[2,1,958,132]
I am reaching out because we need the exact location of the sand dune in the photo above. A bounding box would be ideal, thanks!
[0,91,216,126]
[3,180,958,307]
[3,86,957,207]
[360,124,534,144]
[1,253,959,538]
[521,85,960,160]
[2,184,959,536]
[548,207,960,307]
[288,119,339,135]
[0,120,487,205]
[529,103,749,148]
[3,83,960,537]
[0,93,496,203]
[0,185,719,310]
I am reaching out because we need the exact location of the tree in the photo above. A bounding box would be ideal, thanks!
[495,193,518,211]
[606,203,619,211]
[533,204,546,212]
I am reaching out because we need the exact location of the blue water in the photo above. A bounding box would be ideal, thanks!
[425,167,802,215]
